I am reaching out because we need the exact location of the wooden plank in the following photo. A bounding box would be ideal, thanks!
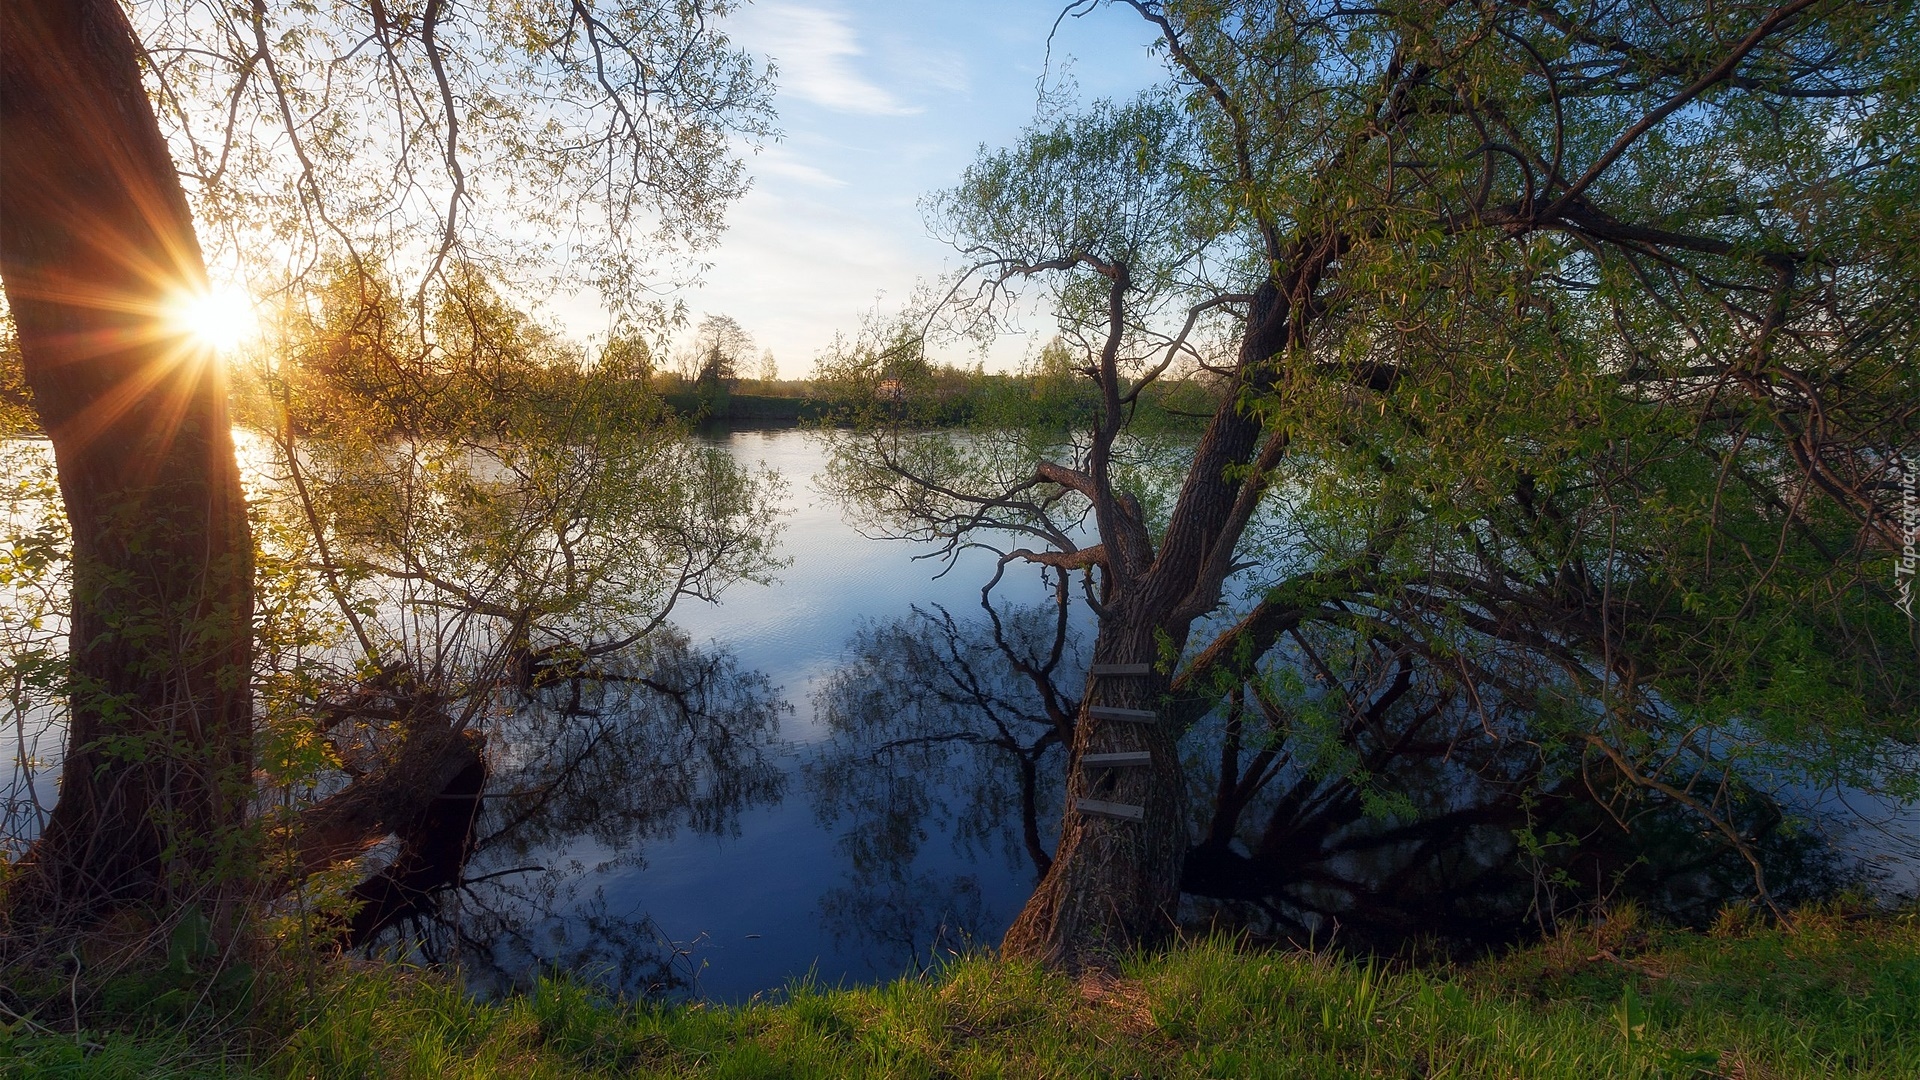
[1075,798,1145,822]
[1083,751,1151,767]
[1090,663,1152,676]
[1088,705,1157,723]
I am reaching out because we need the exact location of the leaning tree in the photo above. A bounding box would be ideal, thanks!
[1,0,254,918]
[820,0,1920,968]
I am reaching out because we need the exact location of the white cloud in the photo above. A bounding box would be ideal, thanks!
[732,2,919,116]
[750,148,848,189]
[878,37,969,98]
[680,183,930,372]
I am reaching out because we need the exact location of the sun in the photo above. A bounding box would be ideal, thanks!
[166,284,258,354]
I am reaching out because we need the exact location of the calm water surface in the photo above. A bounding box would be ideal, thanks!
[505,427,1074,1001]
[0,430,1070,1000]
[9,429,1911,998]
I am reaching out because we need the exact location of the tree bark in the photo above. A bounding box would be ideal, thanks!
[294,716,484,882]
[0,0,254,916]
[1002,285,1295,966]
[342,746,488,946]
[1000,623,1185,966]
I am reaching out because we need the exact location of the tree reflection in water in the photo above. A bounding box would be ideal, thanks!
[351,627,789,997]
[809,586,1081,971]
[1174,619,1844,951]
[809,580,1852,962]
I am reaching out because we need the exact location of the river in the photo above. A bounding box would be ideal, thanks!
[454,426,1083,1001]
[6,425,1913,1003]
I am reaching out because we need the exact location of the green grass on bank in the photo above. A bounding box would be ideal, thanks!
[5,906,1915,1079]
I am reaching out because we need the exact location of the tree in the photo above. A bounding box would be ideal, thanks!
[0,0,772,920]
[243,265,787,950]
[135,1,772,329]
[669,312,754,415]
[0,0,252,918]
[822,0,1920,968]
[681,313,755,387]
[807,600,1852,956]
[599,334,657,384]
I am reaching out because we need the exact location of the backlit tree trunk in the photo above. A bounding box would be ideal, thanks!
[0,0,254,916]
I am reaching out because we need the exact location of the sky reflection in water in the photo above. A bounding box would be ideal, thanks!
[477,427,1080,1001]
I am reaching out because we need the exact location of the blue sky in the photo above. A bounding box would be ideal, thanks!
[665,0,1168,376]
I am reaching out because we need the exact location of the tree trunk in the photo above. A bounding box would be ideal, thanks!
[1002,284,1293,966]
[1001,621,1188,965]
[0,0,254,917]
[343,746,488,946]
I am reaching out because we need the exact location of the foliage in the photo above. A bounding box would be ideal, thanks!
[243,265,788,644]
[132,0,774,327]
[817,0,1920,944]
[1185,0,1920,905]
[4,261,790,980]
[0,439,66,863]
[2,0,777,931]
[0,319,34,436]
[235,264,789,956]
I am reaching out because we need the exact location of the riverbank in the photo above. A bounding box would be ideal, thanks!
[661,390,823,425]
[6,903,1914,1078]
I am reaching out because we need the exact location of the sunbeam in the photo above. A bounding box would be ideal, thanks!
[166,284,257,354]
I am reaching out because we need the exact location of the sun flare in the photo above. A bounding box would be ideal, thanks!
[167,285,258,354]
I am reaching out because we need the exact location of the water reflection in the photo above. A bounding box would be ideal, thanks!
[341,428,1074,1000]
[804,588,1858,961]
[5,426,1872,998]
[816,869,989,976]
[354,628,788,995]
[339,426,1872,989]
[808,596,1080,969]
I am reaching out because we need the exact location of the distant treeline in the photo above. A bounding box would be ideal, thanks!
[657,367,1219,431]
[683,393,823,423]
[659,379,824,425]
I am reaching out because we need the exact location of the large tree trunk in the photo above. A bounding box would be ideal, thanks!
[1002,284,1293,966]
[1000,622,1186,966]
[0,0,254,917]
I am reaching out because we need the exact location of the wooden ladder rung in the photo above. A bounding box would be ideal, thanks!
[1090,663,1152,676]
[1083,751,1151,767]
[1088,706,1157,723]
[1076,798,1145,822]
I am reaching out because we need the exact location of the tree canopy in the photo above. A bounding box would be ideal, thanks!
[137,0,773,326]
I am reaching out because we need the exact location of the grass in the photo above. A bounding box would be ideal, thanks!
[3,905,1914,1078]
